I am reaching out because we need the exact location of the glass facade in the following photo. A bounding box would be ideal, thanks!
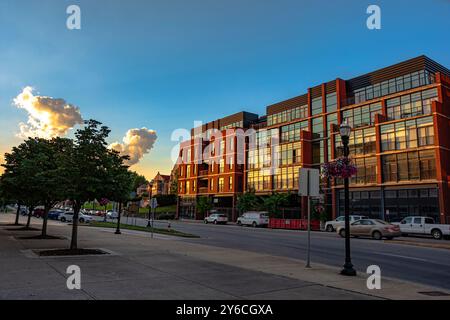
[386,88,438,120]
[352,70,435,104]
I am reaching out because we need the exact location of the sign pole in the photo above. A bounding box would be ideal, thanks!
[306,170,311,269]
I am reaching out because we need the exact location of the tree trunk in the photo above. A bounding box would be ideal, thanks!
[41,204,50,237]
[70,202,80,250]
[14,203,21,225]
[26,206,34,228]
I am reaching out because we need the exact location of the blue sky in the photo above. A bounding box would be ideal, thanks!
[0,0,449,179]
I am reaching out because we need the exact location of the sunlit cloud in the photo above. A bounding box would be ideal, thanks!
[13,86,83,139]
[110,128,158,166]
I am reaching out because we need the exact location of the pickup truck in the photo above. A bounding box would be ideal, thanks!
[394,216,450,240]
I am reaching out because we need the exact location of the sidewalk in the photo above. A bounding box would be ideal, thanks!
[0,213,449,300]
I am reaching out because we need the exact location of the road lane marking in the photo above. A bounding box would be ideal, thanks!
[371,252,430,263]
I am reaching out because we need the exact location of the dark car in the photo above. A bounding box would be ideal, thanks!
[48,210,64,220]
[33,208,45,218]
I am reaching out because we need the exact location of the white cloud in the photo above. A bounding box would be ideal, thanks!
[110,128,158,166]
[13,86,83,139]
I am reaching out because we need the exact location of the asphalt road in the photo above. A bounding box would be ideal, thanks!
[116,216,450,291]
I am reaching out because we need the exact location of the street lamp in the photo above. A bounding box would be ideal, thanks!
[339,120,357,276]
[147,183,152,227]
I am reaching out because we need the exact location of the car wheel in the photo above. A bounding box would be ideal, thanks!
[204,220,208,224]
[339,229,346,238]
[431,229,443,240]
[326,225,334,232]
[61,217,66,222]
[237,221,242,226]
[79,218,85,223]
[214,220,218,225]
[252,221,257,228]
[372,231,382,240]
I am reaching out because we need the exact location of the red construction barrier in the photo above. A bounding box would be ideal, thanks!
[269,218,321,231]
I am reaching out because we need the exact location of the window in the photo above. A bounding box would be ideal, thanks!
[342,102,381,128]
[312,117,324,138]
[382,151,436,182]
[186,181,190,194]
[381,116,434,151]
[326,93,337,113]
[219,159,225,173]
[351,70,435,104]
[311,97,323,116]
[267,104,308,126]
[218,178,224,192]
[386,88,438,120]
[326,113,338,135]
[210,179,214,191]
[229,176,233,190]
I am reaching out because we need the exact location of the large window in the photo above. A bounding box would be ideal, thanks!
[335,127,376,158]
[351,157,377,185]
[280,121,308,143]
[342,102,382,129]
[380,116,434,151]
[326,93,337,113]
[312,117,324,138]
[386,88,438,120]
[267,105,308,126]
[352,70,435,104]
[382,150,436,182]
[311,97,323,116]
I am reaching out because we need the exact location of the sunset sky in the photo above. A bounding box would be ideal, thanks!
[1,0,449,180]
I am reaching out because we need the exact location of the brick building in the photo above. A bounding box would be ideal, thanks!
[176,56,450,224]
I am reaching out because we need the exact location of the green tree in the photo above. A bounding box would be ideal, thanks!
[129,171,148,191]
[1,140,43,229]
[196,196,212,219]
[169,169,179,195]
[62,120,116,250]
[236,190,261,214]
[262,193,290,217]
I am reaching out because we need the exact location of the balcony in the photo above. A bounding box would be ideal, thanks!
[198,187,209,194]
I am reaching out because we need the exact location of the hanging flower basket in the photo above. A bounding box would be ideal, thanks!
[321,157,357,179]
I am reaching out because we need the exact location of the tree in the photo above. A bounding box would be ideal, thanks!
[196,196,212,219]
[1,139,43,229]
[129,171,148,191]
[62,120,116,250]
[262,193,290,217]
[169,169,179,195]
[236,190,261,213]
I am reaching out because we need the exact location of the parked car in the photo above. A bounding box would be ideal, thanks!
[48,209,64,220]
[60,211,94,223]
[324,215,368,232]
[337,219,401,240]
[33,208,45,218]
[20,207,29,216]
[106,211,119,219]
[204,213,228,225]
[237,212,269,227]
[393,216,450,240]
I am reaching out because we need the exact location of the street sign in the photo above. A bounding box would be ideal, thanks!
[150,198,158,209]
[299,168,320,197]
[298,167,320,269]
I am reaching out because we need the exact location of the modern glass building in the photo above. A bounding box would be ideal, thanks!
[177,56,450,224]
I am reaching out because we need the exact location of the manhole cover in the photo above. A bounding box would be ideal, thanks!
[418,291,450,297]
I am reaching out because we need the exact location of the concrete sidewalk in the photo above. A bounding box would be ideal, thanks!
[0,213,448,300]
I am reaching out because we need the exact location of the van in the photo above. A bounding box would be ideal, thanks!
[237,211,269,227]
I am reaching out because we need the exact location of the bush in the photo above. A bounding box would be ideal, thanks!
[157,212,176,220]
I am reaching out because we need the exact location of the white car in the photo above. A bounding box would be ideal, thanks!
[394,216,450,240]
[106,211,119,219]
[60,211,94,223]
[204,213,228,225]
[324,215,368,232]
[237,212,269,227]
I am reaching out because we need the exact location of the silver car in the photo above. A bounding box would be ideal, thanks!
[324,215,368,232]
[204,213,228,225]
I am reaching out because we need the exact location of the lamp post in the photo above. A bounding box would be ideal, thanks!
[147,183,152,227]
[339,120,357,276]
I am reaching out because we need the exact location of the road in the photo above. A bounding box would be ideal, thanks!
[114,216,450,291]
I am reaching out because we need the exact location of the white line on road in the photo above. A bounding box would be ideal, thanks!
[371,252,431,263]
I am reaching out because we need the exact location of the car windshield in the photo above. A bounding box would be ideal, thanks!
[374,219,389,225]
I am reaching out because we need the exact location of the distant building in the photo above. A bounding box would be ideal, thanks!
[137,184,150,197]
[150,172,171,196]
